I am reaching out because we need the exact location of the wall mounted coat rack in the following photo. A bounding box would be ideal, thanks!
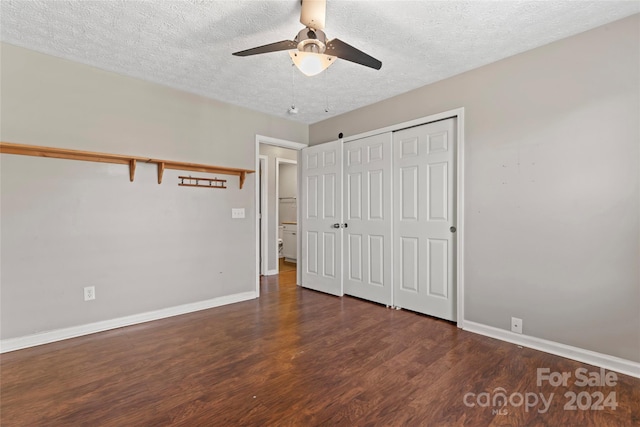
[0,142,254,189]
[179,176,227,189]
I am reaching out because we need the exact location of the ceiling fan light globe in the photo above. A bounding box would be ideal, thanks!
[289,51,335,77]
[297,38,325,54]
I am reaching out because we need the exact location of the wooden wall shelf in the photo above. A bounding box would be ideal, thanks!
[0,142,255,189]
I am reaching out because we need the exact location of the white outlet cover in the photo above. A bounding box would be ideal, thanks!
[232,208,245,219]
[511,317,523,334]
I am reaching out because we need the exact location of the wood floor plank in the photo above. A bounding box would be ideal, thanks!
[1,273,639,426]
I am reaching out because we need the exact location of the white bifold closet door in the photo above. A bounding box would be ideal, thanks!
[300,118,457,321]
[393,118,457,321]
[343,133,393,306]
[301,140,343,296]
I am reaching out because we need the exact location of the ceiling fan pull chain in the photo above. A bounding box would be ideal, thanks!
[291,63,296,109]
[324,68,330,113]
[288,63,299,115]
[325,66,330,113]
[291,66,296,108]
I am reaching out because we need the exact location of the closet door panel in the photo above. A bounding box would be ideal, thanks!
[343,133,393,306]
[393,118,457,321]
[301,141,343,296]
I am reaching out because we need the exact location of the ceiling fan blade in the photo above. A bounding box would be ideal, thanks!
[232,40,297,57]
[300,0,326,30]
[326,38,382,70]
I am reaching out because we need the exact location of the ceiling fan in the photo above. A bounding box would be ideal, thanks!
[232,0,382,76]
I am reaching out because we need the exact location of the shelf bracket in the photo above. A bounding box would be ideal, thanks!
[157,162,165,184]
[240,171,246,189]
[129,159,136,182]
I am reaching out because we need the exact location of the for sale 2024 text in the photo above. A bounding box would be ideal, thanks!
[537,367,618,411]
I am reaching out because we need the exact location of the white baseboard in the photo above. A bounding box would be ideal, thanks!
[265,269,278,276]
[463,320,640,379]
[0,291,257,354]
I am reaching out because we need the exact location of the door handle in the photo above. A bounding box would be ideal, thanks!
[341,223,348,228]
[450,226,457,233]
[333,223,341,228]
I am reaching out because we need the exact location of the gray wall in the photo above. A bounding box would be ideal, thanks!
[0,43,308,340]
[309,15,640,362]
[258,145,298,272]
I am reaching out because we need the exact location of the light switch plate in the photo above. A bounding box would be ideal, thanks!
[232,208,245,219]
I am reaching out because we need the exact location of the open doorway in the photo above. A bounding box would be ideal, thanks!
[276,158,297,274]
[255,135,305,296]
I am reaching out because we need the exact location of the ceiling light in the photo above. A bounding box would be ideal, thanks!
[289,51,336,77]
[233,0,381,75]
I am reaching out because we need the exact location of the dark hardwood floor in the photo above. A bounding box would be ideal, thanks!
[278,257,296,273]
[1,272,639,426]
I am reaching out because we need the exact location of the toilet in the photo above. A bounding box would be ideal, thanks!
[278,225,284,257]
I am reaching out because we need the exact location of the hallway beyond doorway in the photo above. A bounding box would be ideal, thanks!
[278,258,296,273]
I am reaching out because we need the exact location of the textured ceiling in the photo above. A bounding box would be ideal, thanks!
[1,1,638,124]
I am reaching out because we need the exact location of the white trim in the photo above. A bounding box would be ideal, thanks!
[0,291,257,353]
[255,134,304,291]
[258,155,268,276]
[455,109,465,328]
[258,135,306,150]
[264,269,279,276]
[255,143,261,295]
[296,150,302,286]
[341,108,465,143]
[463,321,640,379]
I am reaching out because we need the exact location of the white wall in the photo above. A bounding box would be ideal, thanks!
[258,145,298,273]
[309,15,640,362]
[278,162,298,225]
[0,43,308,340]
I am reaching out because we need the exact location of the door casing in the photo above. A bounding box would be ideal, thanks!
[255,135,306,296]
[258,155,268,276]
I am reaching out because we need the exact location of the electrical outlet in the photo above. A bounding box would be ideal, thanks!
[232,208,245,219]
[84,286,96,301]
[511,317,523,334]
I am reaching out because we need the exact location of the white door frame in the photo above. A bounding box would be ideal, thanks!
[275,157,298,271]
[258,155,268,276]
[255,135,306,296]
[340,107,465,328]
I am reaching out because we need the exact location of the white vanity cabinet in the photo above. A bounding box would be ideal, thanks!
[282,223,297,262]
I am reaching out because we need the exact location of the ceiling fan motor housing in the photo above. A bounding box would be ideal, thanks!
[296,28,327,54]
